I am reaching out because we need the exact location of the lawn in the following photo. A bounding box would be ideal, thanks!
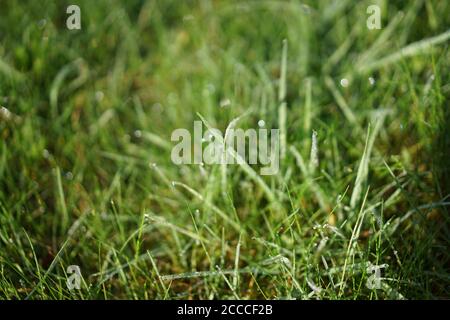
[0,0,449,299]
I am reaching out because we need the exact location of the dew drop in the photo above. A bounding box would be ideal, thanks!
[134,130,142,138]
[206,83,215,93]
[65,171,73,180]
[183,15,194,22]
[0,106,12,120]
[340,78,349,87]
[42,149,50,159]
[301,4,312,14]
[38,19,47,28]
[220,98,231,108]
[95,91,104,102]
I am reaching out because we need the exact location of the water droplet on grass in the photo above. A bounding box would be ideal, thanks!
[0,106,12,120]
[206,83,215,93]
[95,91,104,102]
[38,19,47,28]
[301,4,312,14]
[340,78,349,87]
[134,130,142,138]
[183,15,194,22]
[42,149,50,159]
[220,98,231,108]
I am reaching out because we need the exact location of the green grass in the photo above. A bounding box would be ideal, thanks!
[0,0,449,299]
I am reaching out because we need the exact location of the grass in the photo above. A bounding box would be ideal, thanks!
[0,0,449,299]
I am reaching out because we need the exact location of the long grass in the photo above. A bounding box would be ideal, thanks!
[0,0,449,299]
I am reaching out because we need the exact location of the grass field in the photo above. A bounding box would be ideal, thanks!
[0,0,449,299]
